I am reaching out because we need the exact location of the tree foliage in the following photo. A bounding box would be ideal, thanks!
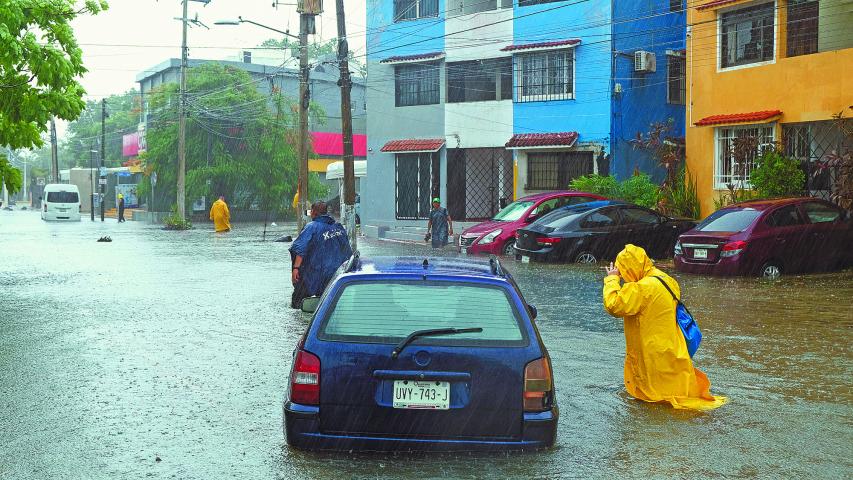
[570,174,661,209]
[259,37,367,78]
[0,0,108,150]
[750,150,806,198]
[0,153,23,194]
[62,90,141,168]
[138,63,327,216]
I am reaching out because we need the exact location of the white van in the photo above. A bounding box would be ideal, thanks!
[41,184,81,221]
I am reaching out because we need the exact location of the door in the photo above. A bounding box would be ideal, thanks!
[799,201,846,271]
[578,208,624,260]
[618,207,667,257]
[760,204,809,272]
[314,280,535,439]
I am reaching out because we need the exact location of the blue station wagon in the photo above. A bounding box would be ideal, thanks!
[283,255,558,451]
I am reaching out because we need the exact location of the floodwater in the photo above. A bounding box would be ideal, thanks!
[1,210,851,479]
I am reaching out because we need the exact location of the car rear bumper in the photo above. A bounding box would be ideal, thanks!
[674,255,747,276]
[283,401,557,451]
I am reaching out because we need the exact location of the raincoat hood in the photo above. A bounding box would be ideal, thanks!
[615,244,655,283]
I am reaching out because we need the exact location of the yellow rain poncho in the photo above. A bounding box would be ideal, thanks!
[604,244,727,410]
[209,198,231,232]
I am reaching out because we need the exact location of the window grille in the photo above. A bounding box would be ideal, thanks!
[714,124,775,189]
[514,50,574,103]
[447,58,512,103]
[667,55,686,105]
[395,63,440,107]
[394,0,438,22]
[526,152,593,190]
[720,2,775,68]
[787,0,819,57]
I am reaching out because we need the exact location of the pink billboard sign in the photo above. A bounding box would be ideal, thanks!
[122,132,140,157]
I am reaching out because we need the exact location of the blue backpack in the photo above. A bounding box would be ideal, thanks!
[654,276,702,357]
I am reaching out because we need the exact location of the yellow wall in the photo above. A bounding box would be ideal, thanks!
[309,158,338,173]
[686,0,853,216]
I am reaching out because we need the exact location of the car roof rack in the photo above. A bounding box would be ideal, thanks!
[344,250,361,273]
[489,255,504,277]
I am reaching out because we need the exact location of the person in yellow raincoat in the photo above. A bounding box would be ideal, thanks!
[209,196,231,232]
[603,244,727,410]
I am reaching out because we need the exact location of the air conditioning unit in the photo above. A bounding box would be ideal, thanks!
[634,51,656,73]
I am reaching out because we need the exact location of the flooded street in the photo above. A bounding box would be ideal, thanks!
[1,210,851,479]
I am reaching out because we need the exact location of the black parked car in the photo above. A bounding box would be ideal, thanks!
[514,200,696,263]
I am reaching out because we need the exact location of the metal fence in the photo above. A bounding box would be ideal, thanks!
[783,120,847,202]
[447,148,513,221]
[395,152,439,220]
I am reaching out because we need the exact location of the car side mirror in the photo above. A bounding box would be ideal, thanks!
[301,296,321,314]
[527,304,538,320]
[525,215,537,223]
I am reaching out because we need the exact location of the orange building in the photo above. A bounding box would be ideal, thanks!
[686,0,852,216]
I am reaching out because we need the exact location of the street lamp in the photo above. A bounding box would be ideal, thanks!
[214,16,299,38]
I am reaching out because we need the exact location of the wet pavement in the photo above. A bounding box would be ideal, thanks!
[1,210,851,479]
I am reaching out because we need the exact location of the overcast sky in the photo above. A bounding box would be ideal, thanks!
[71,0,369,100]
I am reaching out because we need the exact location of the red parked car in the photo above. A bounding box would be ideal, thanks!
[674,198,852,278]
[459,192,605,256]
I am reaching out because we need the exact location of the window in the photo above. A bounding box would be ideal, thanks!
[621,208,660,225]
[46,191,79,203]
[395,152,439,219]
[395,63,440,107]
[581,209,620,229]
[787,0,819,57]
[801,201,841,223]
[720,2,775,69]
[670,0,683,12]
[766,205,804,227]
[537,210,585,231]
[492,200,535,221]
[394,0,438,22]
[667,55,686,104]
[515,49,574,102]
[448,0,511,16]
[519,0,562,6]
[320,281,526,345]
[447,58,512,103]
[714,124,775,188]
[697,208,761,232]
[526,151,593,190]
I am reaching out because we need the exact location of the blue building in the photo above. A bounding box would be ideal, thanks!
[363,0,685,238]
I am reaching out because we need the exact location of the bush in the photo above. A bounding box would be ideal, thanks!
[661,166,700,219]
[163,205,192,230]
[750,150,806,198]
[570,174,661,209]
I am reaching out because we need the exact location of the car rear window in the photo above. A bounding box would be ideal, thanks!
[536,209,584,231]
[318,281,527,346]
[47,191,79,203]
[696,208,761,232]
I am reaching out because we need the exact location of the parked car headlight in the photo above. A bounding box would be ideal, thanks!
[478,229,502,245]
[674,241,683,256]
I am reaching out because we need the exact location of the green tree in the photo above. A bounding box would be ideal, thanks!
[750,150,806,198]
[0,153,23,194]
[138,63,326,216]
[62,90,141,168]
[259,37,367,78]
[0,0,108,150]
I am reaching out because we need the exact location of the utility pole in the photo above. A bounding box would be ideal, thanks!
[296,12,310,232]
[101,98,107,222]
[335,0,356,250]
[49,118,59,183]
[177,0,189,220]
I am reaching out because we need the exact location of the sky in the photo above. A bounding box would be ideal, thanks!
[56,0,368,136]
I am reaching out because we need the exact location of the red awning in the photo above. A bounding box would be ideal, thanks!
[694,110,782,127]
[505,132,579,149]
[312,132,367,157]
[380,138,445,153]
[379,52,445,64]
[697,0,746,11]
[501,39,581,53]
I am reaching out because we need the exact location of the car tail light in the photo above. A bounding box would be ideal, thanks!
[523,357,554,412]
[536,237,561,246]
[44,204,48,212]
[288,350,320,405]
[720,240,747,257]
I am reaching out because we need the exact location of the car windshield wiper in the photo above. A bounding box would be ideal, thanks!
[391,327,483,359]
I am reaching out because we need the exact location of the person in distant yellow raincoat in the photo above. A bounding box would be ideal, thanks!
[603,244,727,410]
[209,196,231,232]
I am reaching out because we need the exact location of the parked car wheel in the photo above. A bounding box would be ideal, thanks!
[501,240,516,256]
[575,252,598,264]
[760,261,783,279]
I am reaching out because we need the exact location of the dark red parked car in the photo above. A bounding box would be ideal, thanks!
[674,198,852,278]
[458,191,604,256]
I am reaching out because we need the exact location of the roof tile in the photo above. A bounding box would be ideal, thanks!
[694,110,782,126]
[380,52,445,64]
[501,39,581,52]
[380,138,445,153]
[506,132,579,148]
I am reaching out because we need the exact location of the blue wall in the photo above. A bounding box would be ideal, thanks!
[366,0,447,61]
[611,0,686,181]
[512,0,613,148]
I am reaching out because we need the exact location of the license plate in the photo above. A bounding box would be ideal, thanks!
[693,249,708,259]
[393,380,450,410]
[461,247,467,255]
[521,255,530,263]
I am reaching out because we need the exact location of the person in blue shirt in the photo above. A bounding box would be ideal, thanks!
[425,197,453,248]
[289,201,353,309]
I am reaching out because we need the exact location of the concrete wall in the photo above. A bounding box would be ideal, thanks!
[612,0,686,182]
[686,0,853,215]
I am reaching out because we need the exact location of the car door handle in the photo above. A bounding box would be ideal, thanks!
[775,237,786,243]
